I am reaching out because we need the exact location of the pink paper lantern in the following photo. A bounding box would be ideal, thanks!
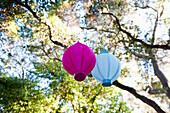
[62,41,96,81]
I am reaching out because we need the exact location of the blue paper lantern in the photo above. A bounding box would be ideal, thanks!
[91,49,121,87]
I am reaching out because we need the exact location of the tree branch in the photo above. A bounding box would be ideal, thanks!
[122,39,170,98]
[151,11,159,45]
[11,0,68,48]
[80,27,117,34]
[8,1,168,112]
[112,80,165,113]
[132,4,157,12]
[121,39,153,59]
[151,54,170,98]
[25,0,28,5]
[101,12,170,50]
[87,73,166,112]
[41,41,62,62]
[132,4,159,45]
[148,87,166,94]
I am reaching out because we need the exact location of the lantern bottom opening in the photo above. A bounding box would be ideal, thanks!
[102,79,112,87]
[74,72,86,82]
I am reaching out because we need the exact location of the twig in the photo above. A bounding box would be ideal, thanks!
[101,12,170,50]
[41,41,62,62]
[112,80,165,113]
[80,27,117,34]
[11,0,68,48]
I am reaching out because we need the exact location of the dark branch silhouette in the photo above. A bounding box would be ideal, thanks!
[11,0,68,48]
[87,73,166,113]
[102,12,170,50]
[148,87,166,94]
[112,80,165,113]
[130,4,157,12]
[41,41,62,62]
[8,1,166,112]
[121,40,170,98]
[80,27,117,34]
[151,54,170,98]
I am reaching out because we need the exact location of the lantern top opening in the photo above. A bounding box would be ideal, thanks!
[100,49,109,54]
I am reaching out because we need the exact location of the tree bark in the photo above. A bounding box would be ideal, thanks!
[126,49,170,98]
[10,0,68,49]
[112,80,165,113]
[151,55,170,98]
[148,87,165,94]
[102,12,170,50]
[7,1,168,112]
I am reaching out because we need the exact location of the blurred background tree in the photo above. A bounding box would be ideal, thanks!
[0,0,169,112]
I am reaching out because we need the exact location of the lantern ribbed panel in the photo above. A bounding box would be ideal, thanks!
[91,52,121,86]
[62,42,96,81]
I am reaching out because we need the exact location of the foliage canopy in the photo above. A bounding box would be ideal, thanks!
[0,0,169,112]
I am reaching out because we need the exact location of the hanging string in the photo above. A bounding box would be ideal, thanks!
[100,41,107,53]
[76,38,80,43]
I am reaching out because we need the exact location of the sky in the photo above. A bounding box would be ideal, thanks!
[1,0,169,112]
[61,0,170,112]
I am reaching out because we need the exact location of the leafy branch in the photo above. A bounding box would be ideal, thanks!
[101,12,170,50]
[84,73,166,112]
[80,27,117,34]
[112,80,165,113]
[121,38,170,98]
[10,0,68,48]
[41,41,62,62]
[7,1,167,112]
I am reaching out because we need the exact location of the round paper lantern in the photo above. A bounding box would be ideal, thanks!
[62,41,96,81]
[91,49,121,87]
